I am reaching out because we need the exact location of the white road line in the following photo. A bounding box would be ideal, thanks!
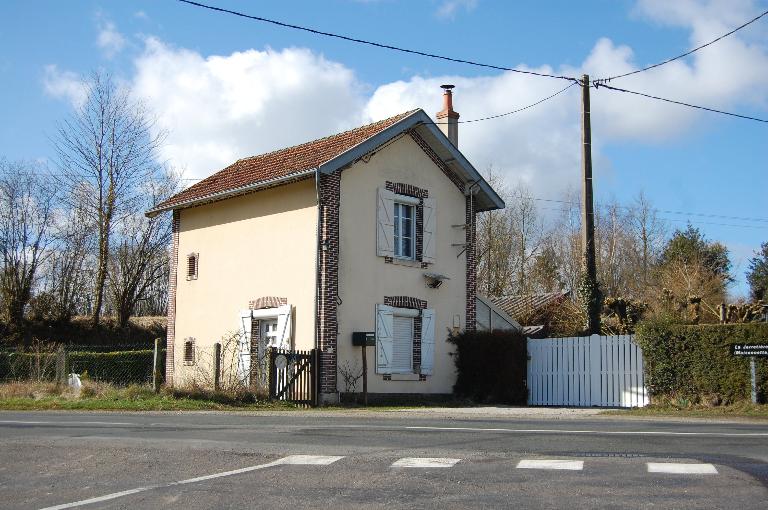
[647,462,718,474]
[404,426,768,438]
[278,455,345,466]
[517,459,584,471]
[37,455,345,510]
[391,457,461,468]
[0,420,136,426]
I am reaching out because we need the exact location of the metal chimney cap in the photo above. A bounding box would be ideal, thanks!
[440,84,455,90]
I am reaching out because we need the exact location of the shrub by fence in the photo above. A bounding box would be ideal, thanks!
[447,330,527,404]
[635,320,768,404]
[0,345,165,386]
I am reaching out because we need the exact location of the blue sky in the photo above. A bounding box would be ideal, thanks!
[1,0,767,296]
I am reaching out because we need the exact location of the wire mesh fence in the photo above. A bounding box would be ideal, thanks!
[0,343,166,386]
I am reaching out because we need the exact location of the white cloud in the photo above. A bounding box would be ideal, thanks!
[436,0,478,19]
[131,39,367,180]
[134,10,148,20]
[42,65,87,108]
[97,20,126,58]
[44,0,768,200]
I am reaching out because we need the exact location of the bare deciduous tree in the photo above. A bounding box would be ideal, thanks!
[107,173,178,328]
[55,72,164,326]
[476,169,514,297]
[0,161,56,336]
[40,192,95,321]
[507,183,545,295]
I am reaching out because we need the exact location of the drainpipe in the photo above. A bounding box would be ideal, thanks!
[314,167,322,353]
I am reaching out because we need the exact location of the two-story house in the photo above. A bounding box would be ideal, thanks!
[147,86,505,403]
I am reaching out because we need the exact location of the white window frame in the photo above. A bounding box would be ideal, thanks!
[393,200,417,260]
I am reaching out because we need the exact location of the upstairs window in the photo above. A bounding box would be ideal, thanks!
[393,202,414,259]
[186,253,198,280]
[377,187,435,264]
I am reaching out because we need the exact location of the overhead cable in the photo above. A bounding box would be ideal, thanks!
[595,9,768,84]
[595,82,768,124]
[176,0,577,82]
[434,82,578,124]
[531,197,768,224]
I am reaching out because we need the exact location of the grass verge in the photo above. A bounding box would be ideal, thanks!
[604,402,768,420]
[0,381,297,411]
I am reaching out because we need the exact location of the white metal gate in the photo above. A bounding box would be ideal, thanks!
[527,334,649,407]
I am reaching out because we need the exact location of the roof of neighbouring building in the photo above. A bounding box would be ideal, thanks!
[491,290,570,321]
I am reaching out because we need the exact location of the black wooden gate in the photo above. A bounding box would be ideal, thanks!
[269,347,317,407]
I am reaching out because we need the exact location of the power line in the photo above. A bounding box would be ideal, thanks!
[176,0,578,83]
[531,197,768,224]
[595,82,768,124]
[536,204,768,230]
[595,9,768,84]
[435,82,578,124]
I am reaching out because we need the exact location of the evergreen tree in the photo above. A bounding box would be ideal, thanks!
[747,242,768,301]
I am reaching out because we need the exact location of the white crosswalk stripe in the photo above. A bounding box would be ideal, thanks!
[279,455,345,465]
[517,459,584,470]
[647,462,718,474]
[392,457,461,468]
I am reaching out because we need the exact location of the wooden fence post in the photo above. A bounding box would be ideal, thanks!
[213,342,222,392]
[152,338,162,393]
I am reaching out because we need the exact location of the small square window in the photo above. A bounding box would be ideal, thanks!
[186,253,198,280]
[393,202,415,259]
[183,338,195,365]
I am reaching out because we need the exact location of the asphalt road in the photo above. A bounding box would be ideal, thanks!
[0,410,766,509]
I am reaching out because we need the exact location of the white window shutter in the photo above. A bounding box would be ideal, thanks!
[422,198,436,264]
[376,188,395,257]
[420,308,435,375]
[375,304,395,373]
[238,311,253,384]
[275,305,292,350]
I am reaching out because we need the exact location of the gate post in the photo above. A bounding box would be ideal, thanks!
[589,334,602,406]
[311,348,318,407]
[268,347,276,400]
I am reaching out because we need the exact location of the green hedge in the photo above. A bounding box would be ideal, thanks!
[447,330,527,404]
[0,349,166,385]
[635,320,768,404]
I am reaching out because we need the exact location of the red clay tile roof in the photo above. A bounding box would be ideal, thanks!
[491,291,570,320]
[152,110,418,213]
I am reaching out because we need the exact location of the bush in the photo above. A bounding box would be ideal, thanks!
[636,320,768,404]
[447,330,527,404]
[68,349,165,385]
[0,348,165,386]
[0,316,166,348]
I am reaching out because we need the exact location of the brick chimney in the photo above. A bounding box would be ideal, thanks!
[436,84,460,147]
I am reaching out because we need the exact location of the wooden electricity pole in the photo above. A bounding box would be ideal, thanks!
[580,74,600,335]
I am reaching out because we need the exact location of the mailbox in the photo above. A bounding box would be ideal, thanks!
[352,331,375,346]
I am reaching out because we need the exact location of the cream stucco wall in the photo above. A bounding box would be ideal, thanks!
[337,135,468,394]
[173,179,318,385]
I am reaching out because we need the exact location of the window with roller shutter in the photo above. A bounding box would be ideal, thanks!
[376,304,435,375]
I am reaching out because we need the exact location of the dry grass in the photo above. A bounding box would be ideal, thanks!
[605,401,768,419]
[0,381,67,399]
[0,380,291,411]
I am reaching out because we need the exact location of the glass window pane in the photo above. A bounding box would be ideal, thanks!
[403,236,412,257]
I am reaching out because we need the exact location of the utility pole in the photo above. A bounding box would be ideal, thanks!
[580,74,600,335]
